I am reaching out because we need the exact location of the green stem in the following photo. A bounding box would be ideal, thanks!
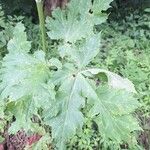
[36,0,47,52]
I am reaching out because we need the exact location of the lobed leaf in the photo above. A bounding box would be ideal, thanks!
[65,35,101,68]
[44,63,140,148]
[0,23,55,134]
[46,0,93,43]
[7,22,31,53]
[0,51,53,102]
[44,73,85,149]
[91,86,141,142]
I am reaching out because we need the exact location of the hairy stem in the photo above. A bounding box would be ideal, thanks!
[36,0,47,52]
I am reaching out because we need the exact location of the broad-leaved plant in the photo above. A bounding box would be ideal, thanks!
[0,0,141,149]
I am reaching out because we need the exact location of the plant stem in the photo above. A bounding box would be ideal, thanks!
[36,0,47,52]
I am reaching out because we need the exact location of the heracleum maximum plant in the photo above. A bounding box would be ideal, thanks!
[0,0,141,149]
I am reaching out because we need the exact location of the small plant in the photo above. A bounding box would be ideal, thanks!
[0,0,141,149]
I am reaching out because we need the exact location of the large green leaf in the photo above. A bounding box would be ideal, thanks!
[44,63,139,149]
[46,0,114,43]
[0,23,54,102]
[46,0,93,43]
[91,86,141,142]
[0,23,55,134]
[44,73,85,149]
[51,68,139,144]
[0,51,54,103]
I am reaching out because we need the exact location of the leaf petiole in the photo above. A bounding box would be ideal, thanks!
[35,0,47,53]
